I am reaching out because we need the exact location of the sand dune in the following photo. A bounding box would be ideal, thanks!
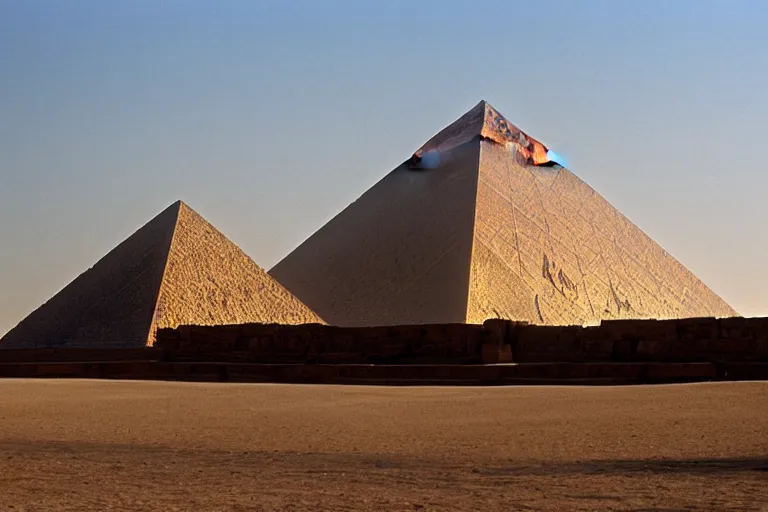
[1,379,767,511]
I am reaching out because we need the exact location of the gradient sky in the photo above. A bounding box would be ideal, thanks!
[2,0,767,335]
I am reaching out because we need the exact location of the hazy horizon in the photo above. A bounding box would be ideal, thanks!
[2,0,767,335]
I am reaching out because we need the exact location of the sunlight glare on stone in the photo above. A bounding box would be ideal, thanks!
[546,149,568,167]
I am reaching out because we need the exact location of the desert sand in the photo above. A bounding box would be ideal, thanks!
[0,379,767,511]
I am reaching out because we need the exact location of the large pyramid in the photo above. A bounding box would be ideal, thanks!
[270,100,737,327]
[0,201,322,348]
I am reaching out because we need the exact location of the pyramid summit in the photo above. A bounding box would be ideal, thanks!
[0,201,322,349]
[412,100,551,167]
[270,101,737,327]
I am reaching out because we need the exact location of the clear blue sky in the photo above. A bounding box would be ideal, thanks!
[2,0,767,335]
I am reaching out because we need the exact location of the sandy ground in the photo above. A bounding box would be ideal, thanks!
[0,380,767,511]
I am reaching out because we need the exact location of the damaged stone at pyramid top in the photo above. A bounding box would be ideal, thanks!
[0,201,323,349]
[411,100,550,168]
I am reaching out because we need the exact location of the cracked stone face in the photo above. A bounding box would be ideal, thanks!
[466,139,736,325]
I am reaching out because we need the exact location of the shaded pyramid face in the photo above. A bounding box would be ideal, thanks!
[270,101,737,326]
[0,201,322,348]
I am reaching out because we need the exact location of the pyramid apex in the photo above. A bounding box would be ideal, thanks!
[472,99,497,117]
[158,199,185,215]
[412,101,551,167]
[169,200,197,216]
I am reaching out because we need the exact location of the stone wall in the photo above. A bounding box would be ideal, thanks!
[3,317,767,372]
[154,317,768,364]
[155,322,490,364]
[510,317,768,363]
[1,316,767,384]
[2,360,765,385]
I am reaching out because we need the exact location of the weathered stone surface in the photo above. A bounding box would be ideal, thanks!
[413,101,549,166]
[0,201,322,349]
[150,203,321,343]
[466,139,736,325]
[271,100,737,327]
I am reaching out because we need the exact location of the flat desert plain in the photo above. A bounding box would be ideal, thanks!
[0,380,767,511]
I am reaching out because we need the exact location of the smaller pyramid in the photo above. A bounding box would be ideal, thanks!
[0,201,322,349]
